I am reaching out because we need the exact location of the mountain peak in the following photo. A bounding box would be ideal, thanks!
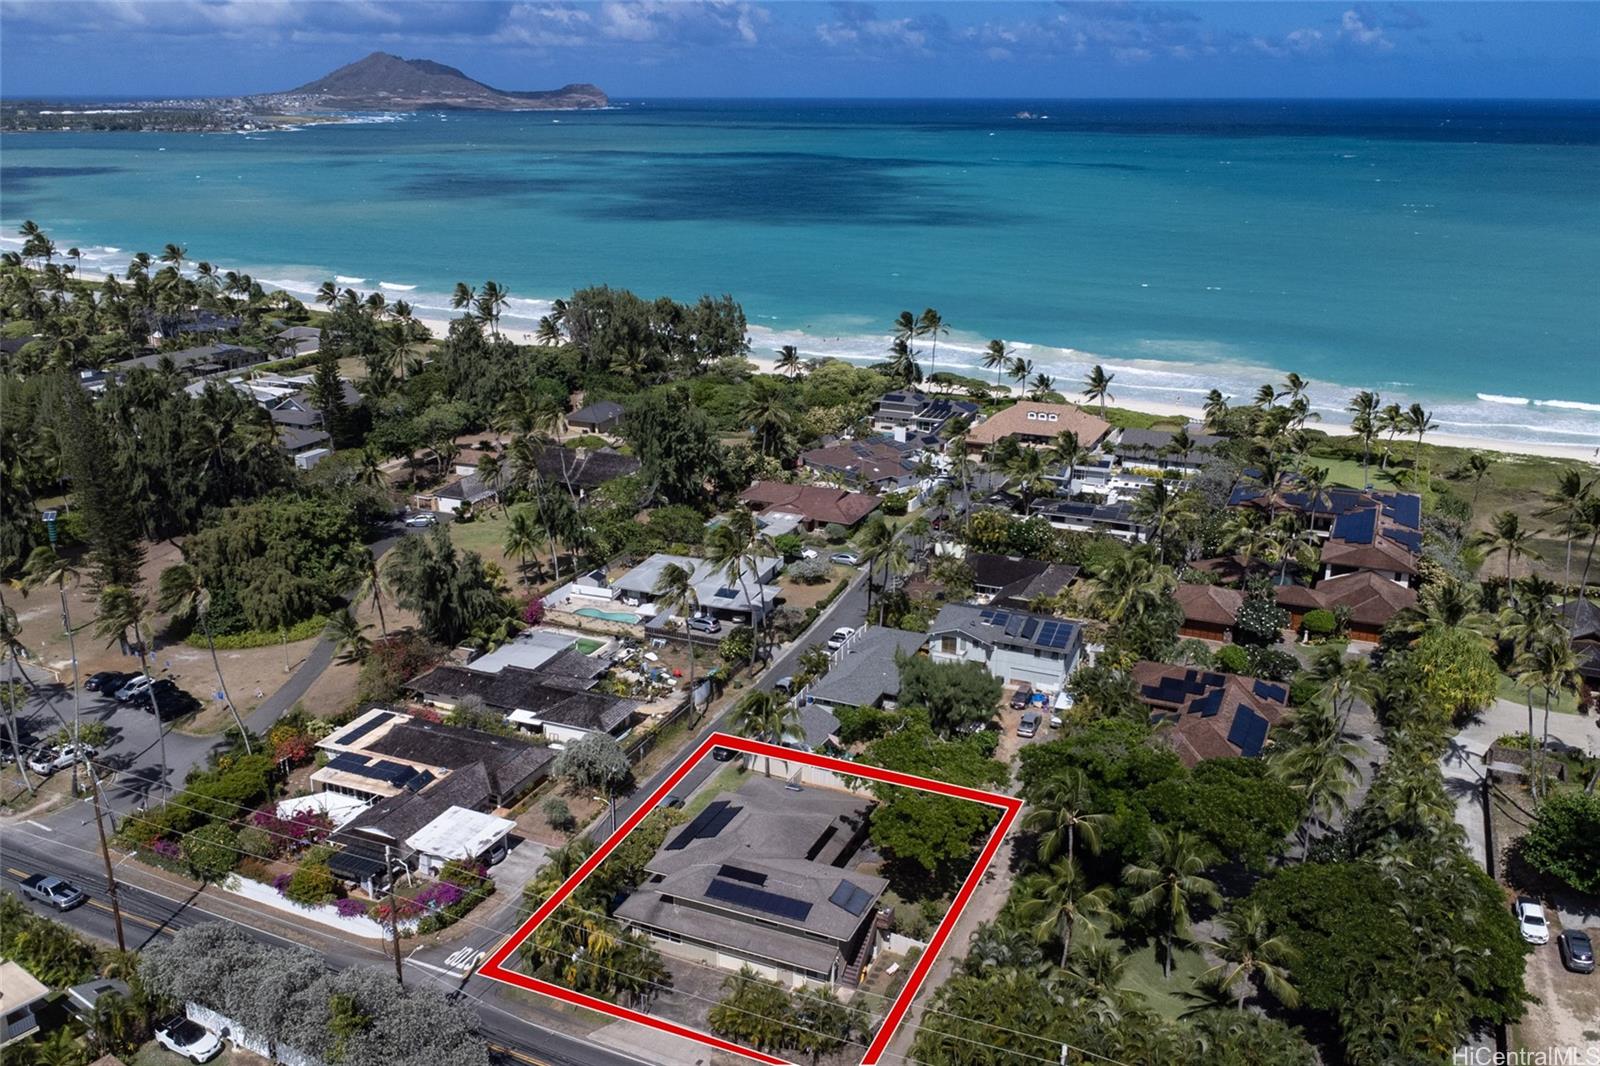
[284,52,605,111]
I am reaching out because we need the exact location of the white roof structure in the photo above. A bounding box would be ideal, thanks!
[467,629,582,675]
[405,805,515,861]
[275,791,372,829]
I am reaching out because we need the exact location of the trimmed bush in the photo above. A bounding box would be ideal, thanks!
[1214,644,1249,674]
[1302,609,1338,638]
[1245,646,1300,682]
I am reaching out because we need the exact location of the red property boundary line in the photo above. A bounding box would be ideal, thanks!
[478,730,1022,1066]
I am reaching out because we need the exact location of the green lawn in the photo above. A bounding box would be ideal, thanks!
[677,762,748,817]
[1495,673,1584,716]
[1096,405,1191,432]
[446,510,513,572]
[1117,938,1211,1022]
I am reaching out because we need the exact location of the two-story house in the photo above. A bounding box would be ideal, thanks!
[927,604,1085,691]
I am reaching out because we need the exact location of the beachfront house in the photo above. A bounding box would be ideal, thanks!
[964,401,1112,454]
[871,390,977,436]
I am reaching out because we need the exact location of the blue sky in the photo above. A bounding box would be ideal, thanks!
[2,1,1596,99]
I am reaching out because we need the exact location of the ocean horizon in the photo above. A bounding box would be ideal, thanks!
[3,97,1597,444]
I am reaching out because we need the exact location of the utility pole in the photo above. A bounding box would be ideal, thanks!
[83,752,126,952]
[385,845,404,986]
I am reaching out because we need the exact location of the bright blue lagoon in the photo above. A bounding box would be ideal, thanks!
[3,99,1597,444]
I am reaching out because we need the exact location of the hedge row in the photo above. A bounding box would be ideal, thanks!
[187,614,327,650]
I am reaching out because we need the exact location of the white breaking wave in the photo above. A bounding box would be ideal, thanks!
[334,275,365,285]
[378,281,417,291]
[1536,399,1600,413]
[1477,393,1532,406]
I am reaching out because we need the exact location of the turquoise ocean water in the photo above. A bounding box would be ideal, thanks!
[3,99,1597,445]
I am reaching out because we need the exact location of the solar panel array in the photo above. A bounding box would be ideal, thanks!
[1252,680,1289,704]
[1388,528,1423,553]
[704,877,813,923]
[325,751,423,789]
[1035,620,1074,649]
[1332,508,1378,545]
[1226,707,1270,758]
[666,801,740,851]
[718,864,768,886]
[1192,690,1224,718]
[332,712,394,747]
[829,879,873,916]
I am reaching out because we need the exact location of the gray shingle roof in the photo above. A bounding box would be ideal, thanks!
[808,626,929,709]
[929,603,1084,657]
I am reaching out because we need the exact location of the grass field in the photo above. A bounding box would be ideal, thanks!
[446,509,513,574]
[1495,673,1584,716]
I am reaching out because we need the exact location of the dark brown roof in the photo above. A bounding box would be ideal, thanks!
[1277,571,1416,628]
[740,481,882,527]
[1130,661,1287,767]
[1320,536,1418,575]
[1175,584,1244,628]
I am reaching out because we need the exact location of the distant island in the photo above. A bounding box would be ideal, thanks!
[0,52,607,132]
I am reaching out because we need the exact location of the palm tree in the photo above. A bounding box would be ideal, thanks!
[1009,356,1034,389]
[503,502,543,585]
[1405,403,1437,472]
[0,601,39,793]
[476,280,510,338]
[1347,390,1381,486]
[1473,511,1539,600]
[1023,768,1109,867]
[854,513,897,621]
[159,242,187,274]
[1576,495,1600,609]
[730,688,801,776]
[1082,364,1115,413]
[1004,446,1053,513]
[1515,633,1582,798]
[1306,645,1372,734]
[1028,372,1055,400]
[1202,903,1299,1011]
[21,547,86,783]
[1271,699,1362,857]
[738,379,793,460]
[1048,430,1089,494]
[93,586,170,796]
[918,308,947,379]
[1017,858,1117,966]
[451,281,478,318]
[1203,389,1230,432]
[324,608,373,666]
[157,563,251,751]
[1378,402,1406,469]
[983,339,1013,385]
[1123,828,1220,979]
[349,546,389,637]
[1536,469,1594,599]
[892,310,919,364]
[775,345,803,378]
[705,510,764,667]
[885,337,921,386]
[1464,452,1493,512]
[1394,575,1493,645]
[1132,480,1175,558]
[653,563,702,718]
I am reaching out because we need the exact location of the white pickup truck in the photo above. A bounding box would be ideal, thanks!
[19,873,87,911]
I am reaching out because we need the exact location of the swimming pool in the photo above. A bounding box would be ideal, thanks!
[574,607,642,625]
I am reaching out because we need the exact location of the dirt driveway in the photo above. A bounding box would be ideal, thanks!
[1514,925,1600,1054]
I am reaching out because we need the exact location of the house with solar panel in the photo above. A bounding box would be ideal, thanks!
[927,604,1085,691]
[613,776,889,987]
[1229,485,1424,587]
[1130,662,1289,766]
[309,709,554,892]
[870,389,978,436]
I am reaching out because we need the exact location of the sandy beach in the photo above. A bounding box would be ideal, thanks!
[415,315,1599,465]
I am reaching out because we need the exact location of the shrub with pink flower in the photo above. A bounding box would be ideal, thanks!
[521,597,545,627]
[150,838,181,860]
[416,881,465,910]
[334,897,371,918]
[272,872,293,896]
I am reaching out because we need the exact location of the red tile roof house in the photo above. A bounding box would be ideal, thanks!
[1174,584,1244,641]
[739,481,882,531]
[1131,661,1289,766]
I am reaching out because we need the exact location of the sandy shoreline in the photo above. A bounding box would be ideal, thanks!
[414,315,1599,465]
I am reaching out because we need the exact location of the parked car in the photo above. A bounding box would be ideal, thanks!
[1009,684,1034,710]
[19,874,87,911]
[686,614,722,634]
[712,746,739,762]
[113,674,154,703]
[1558,929,1595,974]
[826,626,855,651]
[773,676,795,695]
[829,551,862,566]
[404,512,438,527]
[84,670,128,693]
[1515,898,1550,944]
[662,795,686,810]
[26,744,96,776]
[1018,711,1042,739]
[145,681,198,720]
[154,1016,224,1064]
[800,548,819,560]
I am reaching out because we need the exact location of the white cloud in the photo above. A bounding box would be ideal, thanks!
[1340,8,1394,50]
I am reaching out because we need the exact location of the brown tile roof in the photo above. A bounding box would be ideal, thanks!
[1320,536,1419,575]
[1130,661,1288,767]
[801,438,918,484]
[740,481,882,527]
[965,401,1112,449]
[1175,583,1244,628]
[1277,571,1416,628]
